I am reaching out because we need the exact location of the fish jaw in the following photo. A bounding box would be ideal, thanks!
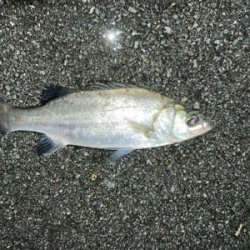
[187,118,214,139]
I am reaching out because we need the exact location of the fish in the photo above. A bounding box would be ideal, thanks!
[0,82,213,161]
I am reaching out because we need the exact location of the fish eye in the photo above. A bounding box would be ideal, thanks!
[186,115,200,127]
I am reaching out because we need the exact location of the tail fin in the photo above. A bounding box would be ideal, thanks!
[0,96,10,135]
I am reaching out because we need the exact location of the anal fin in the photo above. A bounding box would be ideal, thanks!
[37,134,65,156]
[111,149,134,162]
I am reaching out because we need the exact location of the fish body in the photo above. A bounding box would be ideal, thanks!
[0,83,213,160]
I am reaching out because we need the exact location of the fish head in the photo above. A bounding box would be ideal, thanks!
[171,105,213,142]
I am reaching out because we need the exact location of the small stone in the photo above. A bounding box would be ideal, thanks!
[167,68,172,78]
[128,6,137,14]
[0,148,4,156]
[193,101,200,109]
[31,40,40,48]
[89,6,95,14]
[66,209,71,215]
[9,45,14,51]
[233,39,240,46]
[75,174,81,179]
[15,153,20,159]
[193,22,198,28]
[146,159,153,165]
[132,30,139,36]
[34,24,40,31]
[214,40,220,45]
[181,96,188,103]
[103,178,116,189]
[134,41,139,49]
[90,173,97,181]
[193,59,198,68]
[164,26,172,34]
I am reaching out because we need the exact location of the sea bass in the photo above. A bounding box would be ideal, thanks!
[0,82,213,160]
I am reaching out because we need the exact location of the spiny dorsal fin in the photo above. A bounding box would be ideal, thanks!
[41,85,75,105]
[86,81,138,91]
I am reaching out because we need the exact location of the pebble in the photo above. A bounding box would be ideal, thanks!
[193,101,200,109]
[134,41,139,49]
[181,96,188,103]
[103,178,116,189]
[193,22,198,28]
[164,26,172,34]
[167,69,172,78]
[89,6,95,14]
[9,45,15,51]
[0,148,4,156]
[128,7,137,14]
[15,153,20,159]
[193,59,198,68]
[90,173,97,181]
[214,39,220,45]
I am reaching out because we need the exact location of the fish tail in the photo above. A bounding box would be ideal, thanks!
[0,96,11,135]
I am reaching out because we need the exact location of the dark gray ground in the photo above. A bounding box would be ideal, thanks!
[0,0,249,249]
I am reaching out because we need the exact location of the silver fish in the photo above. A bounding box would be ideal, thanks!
[0,82,213,160]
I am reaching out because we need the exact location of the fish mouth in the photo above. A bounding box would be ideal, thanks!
[189,119,214,138]
[203,119,215,132]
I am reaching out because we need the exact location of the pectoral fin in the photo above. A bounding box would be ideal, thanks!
[128,120,154,138]
[111,149,134,162]
[37,134,65,156]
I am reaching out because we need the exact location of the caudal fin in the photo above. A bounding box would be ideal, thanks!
[0,96,10,135]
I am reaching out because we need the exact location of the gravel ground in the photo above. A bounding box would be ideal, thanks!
[0,0,249,249]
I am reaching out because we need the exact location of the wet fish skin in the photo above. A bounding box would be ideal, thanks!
[0,84,213,160]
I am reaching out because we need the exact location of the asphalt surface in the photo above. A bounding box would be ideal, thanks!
[0,0,249,249]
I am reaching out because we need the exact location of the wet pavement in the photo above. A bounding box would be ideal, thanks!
[0,0,249,249]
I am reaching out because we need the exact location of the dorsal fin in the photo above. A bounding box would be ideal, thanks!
[86,81,137,91]
[41,85,75,105]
